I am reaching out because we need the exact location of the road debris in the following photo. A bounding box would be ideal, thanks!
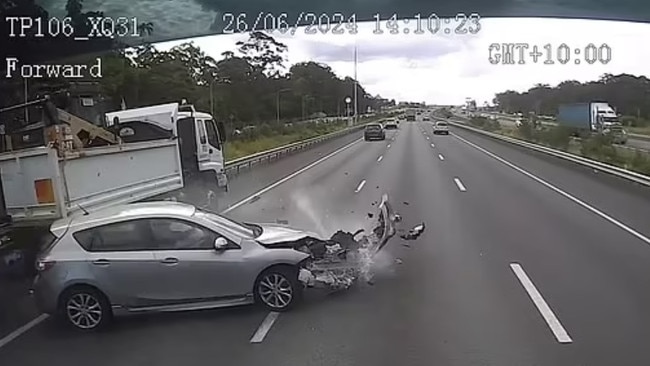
[367,213,374,218]
[250,195,261,204]
[276,219,289,225]
[260,194,424,292]
[399,223,425,240]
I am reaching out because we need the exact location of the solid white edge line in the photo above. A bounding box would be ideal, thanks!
[453,134,650,245]
[438,154,445,161]
[377,155,383,162]
[510,263,573,344]
[454,177,467,191]
[222,137,362,214]
[0,313,49,349]
[250,312,280,343]
[355,180,366,193]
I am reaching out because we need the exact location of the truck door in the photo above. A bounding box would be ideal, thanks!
[194,119,210,165]
[196,119,227,187]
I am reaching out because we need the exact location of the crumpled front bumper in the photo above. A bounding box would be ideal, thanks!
[297,194,398,291]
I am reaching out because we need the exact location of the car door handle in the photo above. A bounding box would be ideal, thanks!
[92,259,110,266]
[160,257,179,265]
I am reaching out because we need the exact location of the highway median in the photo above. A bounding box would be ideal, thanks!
[452,115,650,177]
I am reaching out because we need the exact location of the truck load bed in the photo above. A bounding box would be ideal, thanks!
[557,103,591,129]
[0,139,183,225]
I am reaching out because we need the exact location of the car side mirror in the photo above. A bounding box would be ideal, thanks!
[214,237,229,250]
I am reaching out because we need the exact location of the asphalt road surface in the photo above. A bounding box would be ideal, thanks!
[2,120,650,366]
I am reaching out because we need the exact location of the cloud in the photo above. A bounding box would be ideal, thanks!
[157,17,650,105]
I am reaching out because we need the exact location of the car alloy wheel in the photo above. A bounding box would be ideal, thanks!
[255,268,300,311]
[60,287,110,331]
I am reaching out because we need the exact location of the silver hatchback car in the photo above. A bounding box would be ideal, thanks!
[31,201,318,331]
[31,199,397,331]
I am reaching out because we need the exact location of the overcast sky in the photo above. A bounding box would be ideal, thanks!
[157,18,650,105]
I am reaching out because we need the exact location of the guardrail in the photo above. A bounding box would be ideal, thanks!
[224,118,387,175]
[446,119,650,187]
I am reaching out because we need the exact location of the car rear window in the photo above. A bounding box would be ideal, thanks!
[366,124,381,130]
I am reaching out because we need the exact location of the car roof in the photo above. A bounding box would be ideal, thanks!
[366,123,382,127]
[52,201,197,232]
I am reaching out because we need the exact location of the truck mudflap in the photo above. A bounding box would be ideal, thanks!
[297,194,423,291]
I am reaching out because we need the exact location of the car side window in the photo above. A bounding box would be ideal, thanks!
[147,218,223,250]
[73,219,154,252]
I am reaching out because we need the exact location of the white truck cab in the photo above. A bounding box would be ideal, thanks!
[105,102,228,190]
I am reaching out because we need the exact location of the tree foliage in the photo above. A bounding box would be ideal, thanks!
[494,74,650,123]
[98,34,393,128]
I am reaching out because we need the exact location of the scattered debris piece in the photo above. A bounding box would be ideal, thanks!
[276,219,289,225]
[400,223,425,240]
[367,213,374,218]
[376,186,380,189]
[395,258,403,264]
[403,201,409,205]
[249,195,261,204]
[393,214,402,222]
[345,172,349,175]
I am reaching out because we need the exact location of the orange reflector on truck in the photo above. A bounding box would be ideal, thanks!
[34,179,55,204]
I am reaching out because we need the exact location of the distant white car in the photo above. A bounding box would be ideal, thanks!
[432,121,449,135]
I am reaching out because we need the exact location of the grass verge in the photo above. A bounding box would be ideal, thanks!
[224,116,389,160]
[465,117,650,175]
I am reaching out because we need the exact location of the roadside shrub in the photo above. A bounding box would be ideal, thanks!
[537,126,571,150]
[516,121,536,141]
[630,151,650,174]
[258,123,273,137]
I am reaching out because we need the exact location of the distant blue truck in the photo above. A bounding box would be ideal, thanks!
[557,102,628,144]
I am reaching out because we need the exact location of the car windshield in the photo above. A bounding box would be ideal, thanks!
[195,209,258,238]
[437,122,448,126]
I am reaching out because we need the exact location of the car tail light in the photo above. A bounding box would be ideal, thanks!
[36,260,56,272]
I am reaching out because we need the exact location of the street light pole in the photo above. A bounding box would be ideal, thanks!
[276,88,291,124]
[353,43,358,124]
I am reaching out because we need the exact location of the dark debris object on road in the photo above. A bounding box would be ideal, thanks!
[399,223,425,240]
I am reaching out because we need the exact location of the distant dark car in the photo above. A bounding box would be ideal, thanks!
[364,124,385,141]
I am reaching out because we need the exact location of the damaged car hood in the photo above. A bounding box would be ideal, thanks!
[254,223,322,245]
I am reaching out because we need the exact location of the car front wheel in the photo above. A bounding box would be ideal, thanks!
[59,286,112,331]
[254,267,301,312]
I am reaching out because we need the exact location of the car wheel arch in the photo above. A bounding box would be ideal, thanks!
[57,283,111,310]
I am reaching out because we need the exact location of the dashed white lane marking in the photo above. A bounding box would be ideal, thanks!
[377,155,383,163]
[0,314,49,349]
[250,312,280,343]
[387,144,391,149]
[426,137,430,140]
[355,180,366,193]
[431,143,435,148]
[223,137,362,214]
[438,154,445,161]
[454,134,650,246]
[510,263,573,344]
[453,177,467,191]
